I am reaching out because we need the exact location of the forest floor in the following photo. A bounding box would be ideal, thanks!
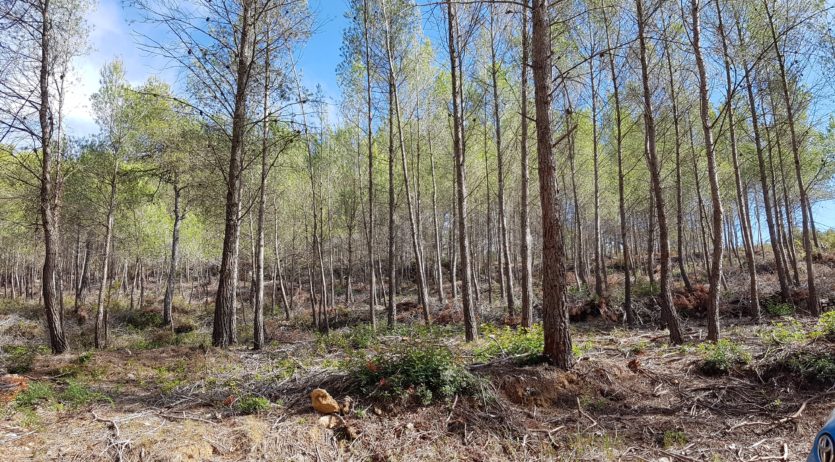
[1,261,835,461]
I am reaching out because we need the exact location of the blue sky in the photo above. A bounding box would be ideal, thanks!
[66,0,835,234]
[65,0,350,136]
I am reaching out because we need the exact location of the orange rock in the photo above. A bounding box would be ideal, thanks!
[0,374,28,403]
[310,388,340,414]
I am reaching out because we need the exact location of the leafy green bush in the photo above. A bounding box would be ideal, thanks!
[661,430,688,448]
[765,301,794,317]
[14,381,55,409]
[60,380,111,408]
[124,310,163,330]
[812,311,835,339]
[760,319,807,344]
[317,324,379,352]
[236,396,271,414]
[633,279,659,297]
[352,343,475,405]
[3,344,47,374]
[783,353,835,384]
[475,324,543,362]
[697,340,751,375]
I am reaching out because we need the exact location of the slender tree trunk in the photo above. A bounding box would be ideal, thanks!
[213,0,251,347]
[381,10,430,322]
[532,0,572,368]
[691,0,723,341]
[637,0,683,344]
[715,2,758,318]
[519,0,534,327]
[95,160,118,349]
[428,128,445,304]
[446,0,477,341]
[588,57,606,302]
[39,0,67,354]
[604,13,633,324]
[489,3,515,314]
[664,40,693,293]
[763,0,818,314]
[163,183,183,327]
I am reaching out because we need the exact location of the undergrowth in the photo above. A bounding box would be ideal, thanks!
[697,340,751,375]
[350,342,477,405]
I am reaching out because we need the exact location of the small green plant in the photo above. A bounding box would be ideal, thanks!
[124,310,163,330]
[629,339,650,355]
[352,343,476,405]
[236,396,270,414]
[3,344,47,374]
[661,430,688,448]
[475,324,543,362]
[572,341,594,358]
[697,340,751,375]
[811,311,835,339]
[14,381,55,409]
[633,279,659,297]
[765,301,794,317]
[76,351,94,365]
[760,319,807,344]
[783,353,835,384]
[60,380,111,408]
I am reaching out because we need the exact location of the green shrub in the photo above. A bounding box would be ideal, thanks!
[765,301,794,317]
[352,343,475,405]
[124,310,163,330]
[14,381,55,409]
[3,345,47,374]
[697,340,751,375]
[60,380,111,408]
[783,353,835,384]
[760,319,807,344]
[812,311,835,339]
[633,279,659,297]
[475,324,543,362]
[236,395,271,414]
[317,324,379,353]
[661,430,688,448]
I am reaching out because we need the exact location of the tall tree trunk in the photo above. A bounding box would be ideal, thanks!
[663,39,693,293]
[604,11,633,324]
[386,81,397,327]
[532,0,572,368]
[715,1,759,318]
[39,0,67,354]
[519,0,534,327]
[95,160,118,349]
[253,43,271,350]
[446,0,477,341]
[489,2,515,314]
[163,182,183,327]
[589,56,605,300]
[381,9,430,322]
[362,0,377,329]
[213,0,251,347]
[636,0,683,344]
[428,126,445,304]
[691,0,723,341]
[763,0,818,314]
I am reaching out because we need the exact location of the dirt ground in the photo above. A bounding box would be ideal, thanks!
[2,264,835,461]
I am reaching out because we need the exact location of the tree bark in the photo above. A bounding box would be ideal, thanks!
[636,0,683,344]
[532,0,572,368]
[39,0,68,354]
[519,0,534,328]
[446,0,477,341]
[213,0,252,347]
[763,0,818,314]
